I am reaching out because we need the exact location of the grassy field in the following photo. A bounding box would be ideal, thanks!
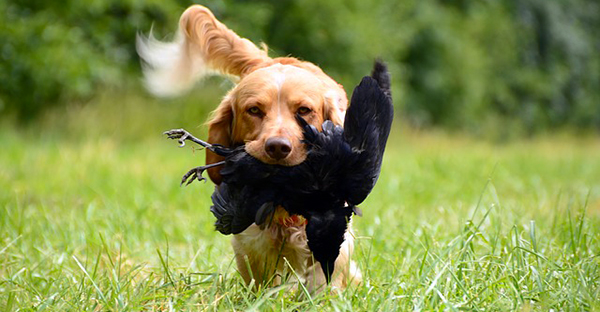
[1,85,599,310]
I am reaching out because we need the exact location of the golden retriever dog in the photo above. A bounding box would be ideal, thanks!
[137,5,361,291]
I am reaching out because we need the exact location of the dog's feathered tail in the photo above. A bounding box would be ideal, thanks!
[136,5,271,97]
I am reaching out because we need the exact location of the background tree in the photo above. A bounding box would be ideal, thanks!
[1,0,598,134]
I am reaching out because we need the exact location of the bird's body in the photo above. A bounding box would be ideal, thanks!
[166,61,394,282]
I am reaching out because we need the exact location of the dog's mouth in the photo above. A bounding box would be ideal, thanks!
[244,139,307,167]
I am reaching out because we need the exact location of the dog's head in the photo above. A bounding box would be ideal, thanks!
[206,60,347,183]
[137,5,348,184]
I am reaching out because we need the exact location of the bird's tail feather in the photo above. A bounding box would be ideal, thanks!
[370,59,392,100]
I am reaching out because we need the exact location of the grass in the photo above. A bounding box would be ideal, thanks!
[1,84,599,310]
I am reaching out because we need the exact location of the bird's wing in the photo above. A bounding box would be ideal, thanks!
[342,63,394,205]
[210,183,237,235]
[210,183,277,235]
[369,60,393,157]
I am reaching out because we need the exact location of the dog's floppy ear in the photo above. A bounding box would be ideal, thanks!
[324,89,346,126]
[206,96,234,185]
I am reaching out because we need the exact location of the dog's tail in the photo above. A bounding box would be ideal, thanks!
[137,5,272,97]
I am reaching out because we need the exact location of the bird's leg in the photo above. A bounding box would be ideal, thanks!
[181,161,226,186]
[163,128,220,151]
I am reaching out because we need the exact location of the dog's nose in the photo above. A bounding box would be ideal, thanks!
[265,137,292,160]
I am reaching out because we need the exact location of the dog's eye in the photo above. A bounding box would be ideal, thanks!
[247,106,263,116]
[297,107,312,116]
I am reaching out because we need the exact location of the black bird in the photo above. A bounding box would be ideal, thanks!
[165,61,394,282]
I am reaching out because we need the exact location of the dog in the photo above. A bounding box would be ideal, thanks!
[164,68,392,284]
[137,5,361,291]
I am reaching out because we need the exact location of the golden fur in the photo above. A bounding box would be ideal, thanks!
[137,5,361,291]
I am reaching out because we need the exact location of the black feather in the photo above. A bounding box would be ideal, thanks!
[342,75,394,205]
[370,59,392,100]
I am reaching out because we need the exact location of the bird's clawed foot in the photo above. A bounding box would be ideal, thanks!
[164,129,213,149]
[180,161,226,186]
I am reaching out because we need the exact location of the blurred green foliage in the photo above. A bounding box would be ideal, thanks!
[1,0,599,134]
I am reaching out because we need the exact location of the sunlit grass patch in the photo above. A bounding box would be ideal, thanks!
[1,89,599,310]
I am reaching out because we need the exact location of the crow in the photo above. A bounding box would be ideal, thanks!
[165,60,393,282]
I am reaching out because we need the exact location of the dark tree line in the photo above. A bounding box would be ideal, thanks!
[1,0,598,134]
